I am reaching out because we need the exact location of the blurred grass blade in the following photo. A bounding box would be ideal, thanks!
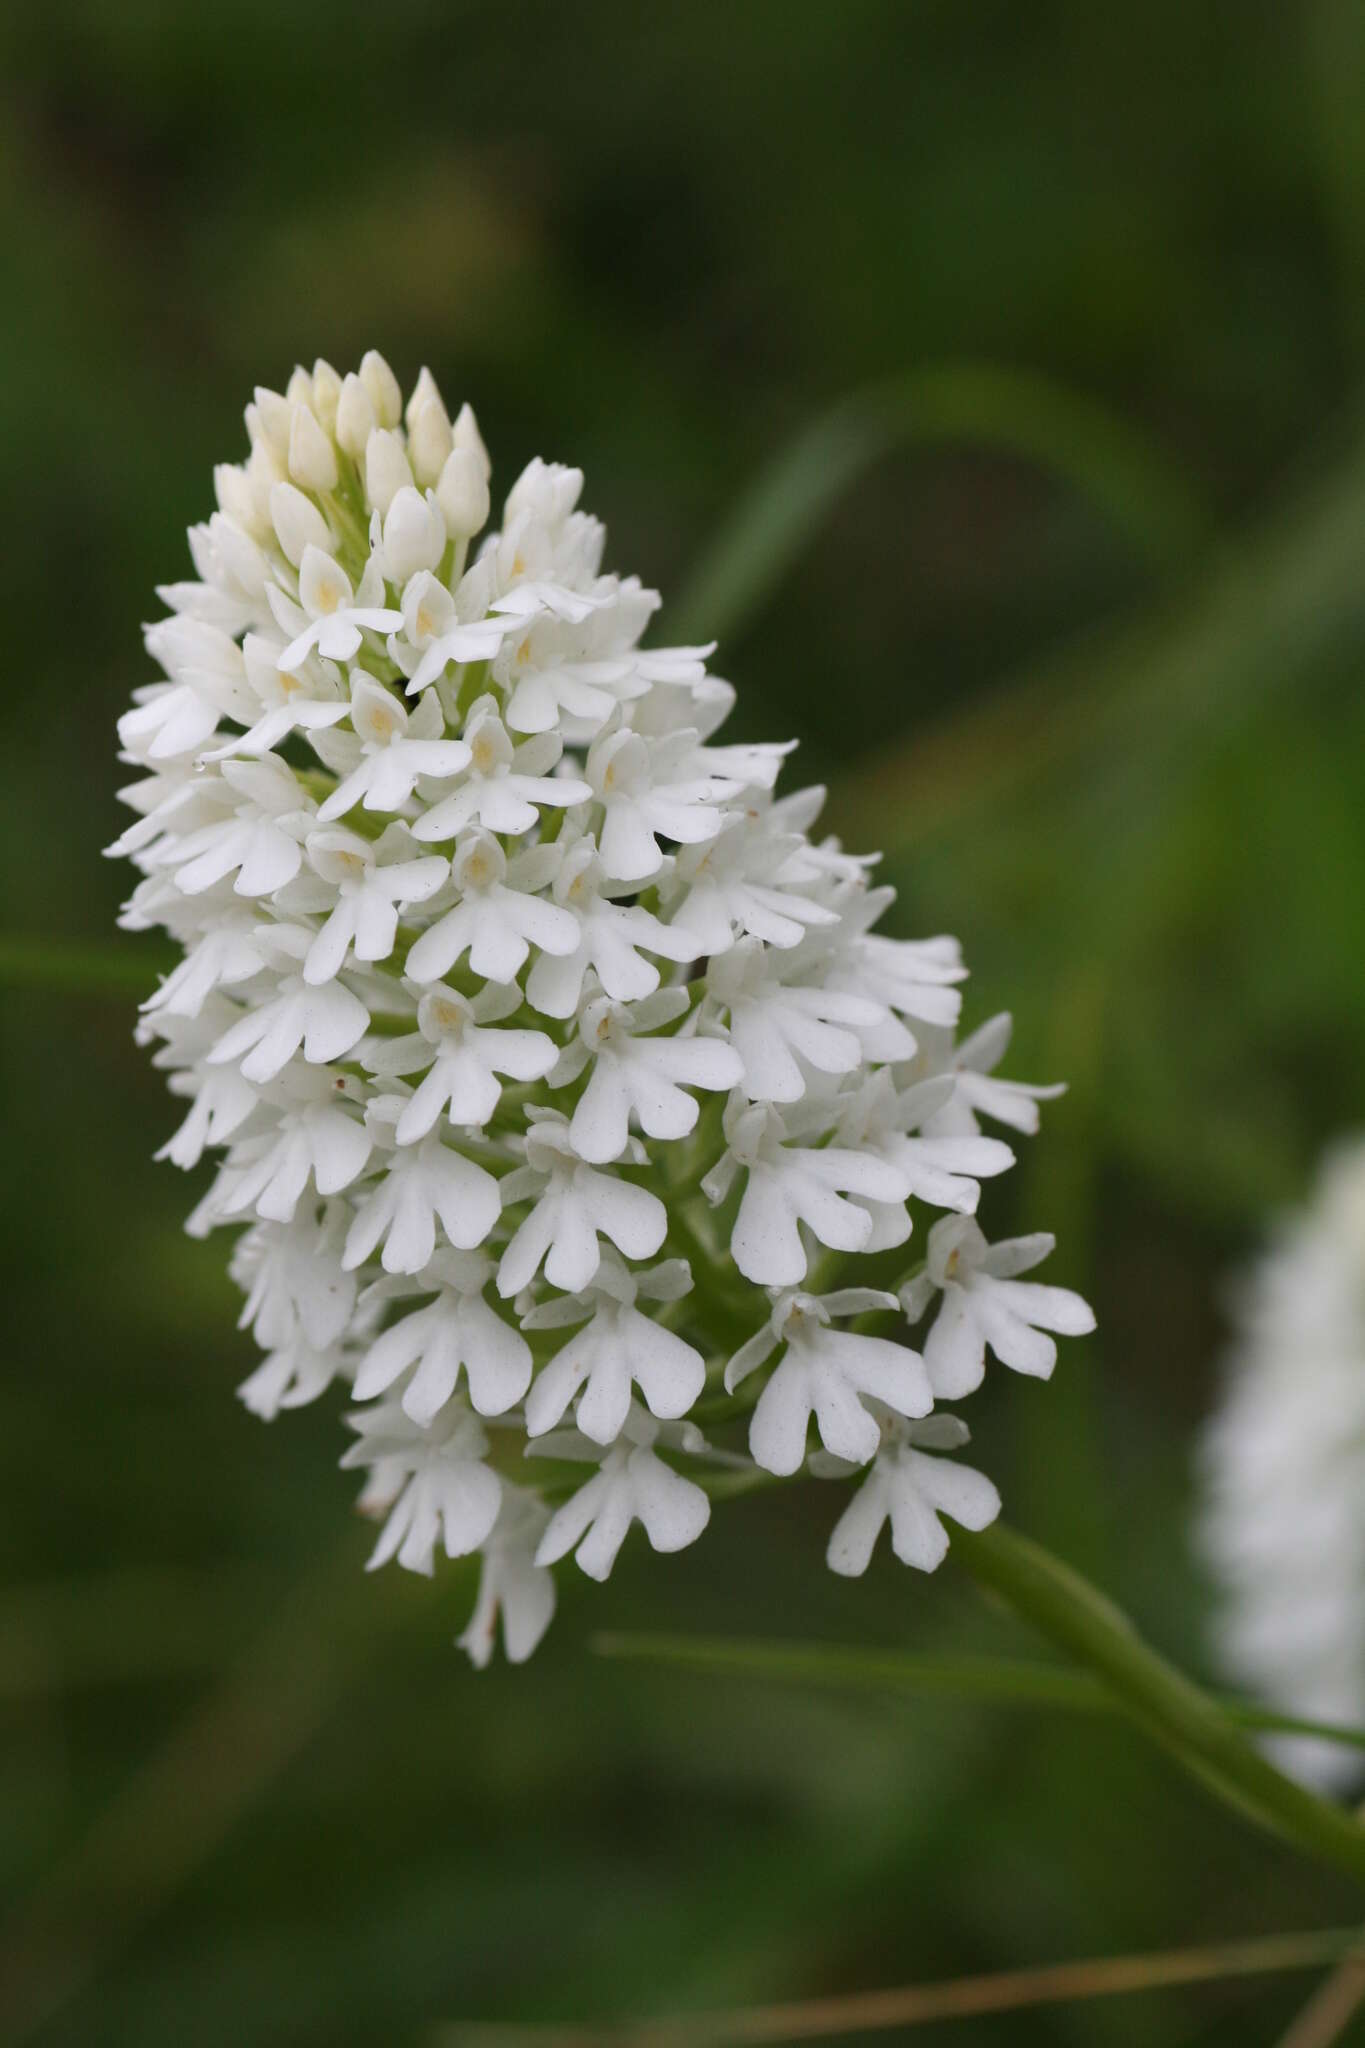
[436,1927,1362,2046]
[591,1633,1365,1757]
[0,933,167,997]
[1276,1943,1365,2048]
[675,364,1209,641]
[952,1524,1365,1887]
[594,1634,1099,1705]
[830,406,1365,851]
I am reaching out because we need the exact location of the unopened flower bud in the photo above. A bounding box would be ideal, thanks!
[359,349,402,429]
[246,387,291,459]
[288,404,339,493]
[436,446,491,540]
[382,486,446,584]
[365,428,414,518]
[453,401,491,482]
[335,374,376,459]
[405,365,446,430]
[286,365,315,409]
[270,481,332,566]
[409,396,453,488]
[214,461,267,539]
[311,359,341,433]
[245,439,285,530]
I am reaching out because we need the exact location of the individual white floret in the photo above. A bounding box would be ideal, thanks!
[409,696,590,840]
[833,1073,1014,1240]
[206,925,370,1082]
[813,1410,1001,1574]
[688,735,797,794]
[626,669,736,744]
[315,677,471,820]
[341,1119,501,1275]
[494,593,697,738]
[120,616,254,762]
[352,1250,532,1424]
[725,1287,931,1474]
[486,461,610,624]
[343,1399,501,1575]
[140,997,258,1156]
[287,826,446,985]
[404,832,579,986]
[274,545,403,671]
[822,889,967,1041]
[532,1408,711,1581]
[901,1214,1095,1397]
[172,757,316,899]
[106,760,216,865]
[361,983,557,1142]
[146,1004,262,1169]
[155,1065,260,1170]
[216,1068,373,1224]
[238,1333,347,1421]
[703,1099,910,1286]
[666,811,840,955]
[585,726,742,883]
[231,1204,357,1352]
[396,565,509,694]
[704,939,894,1105]
[555,988,743,1164]
[524,834,698,1017]
[457,1487,557,1670]
[910,1012,1067,1137]
[159,511,277,636]
[496,1110,667,1297]
[522,1255,704,1444]
[209,630,350,759]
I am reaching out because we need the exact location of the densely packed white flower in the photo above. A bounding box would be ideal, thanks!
[1199,1138,1365,1788]
[114,352,1094,1668]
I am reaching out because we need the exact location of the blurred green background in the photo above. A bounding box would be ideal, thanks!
[5,2,1365,2042]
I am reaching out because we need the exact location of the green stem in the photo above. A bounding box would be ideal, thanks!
[952,1523,1365,1888]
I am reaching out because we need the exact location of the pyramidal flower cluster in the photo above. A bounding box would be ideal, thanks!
[1199,1138,1365,1789]
[113,351,1095,1668]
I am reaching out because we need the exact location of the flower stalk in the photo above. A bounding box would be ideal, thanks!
[952,1522,1365,1887]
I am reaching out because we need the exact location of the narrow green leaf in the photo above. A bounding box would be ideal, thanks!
[590,1632,1365,1757]
[675,363,1209,642]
